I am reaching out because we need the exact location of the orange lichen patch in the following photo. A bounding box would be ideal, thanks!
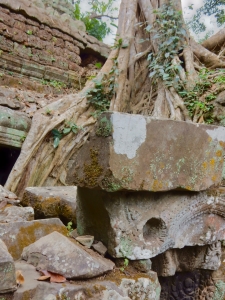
[209,158,215,168]
[202,162,208,169]
[216,150,223,157]
[159,162,165,169]
[219,141,225,148]
[152,180,163,191]
[185,186,192,191]
[211,175,218,182]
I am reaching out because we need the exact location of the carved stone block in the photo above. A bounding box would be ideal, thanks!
[76,187,225,259]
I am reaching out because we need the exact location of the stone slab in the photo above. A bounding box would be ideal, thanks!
[67,112,225,192]
[22,186,77,225]
[22,231,115,279]
[76,187,225,259]
[0,206,34,222]
[0,218,67,259]
[0,239,16,293]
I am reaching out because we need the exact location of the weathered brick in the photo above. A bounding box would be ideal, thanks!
[0,10,15,27]
[12,29,27,43]
[63,33,74,43]
[44,25,52,33]
[14,20,26,31]
[64,50,81,65]
[52,46,65,57]
[0,36,13,52]
[53,56,69,70]
[54,37,65,48]
[44,66,68,82]
[0,22,7,31]
[52,28,64,39]
[25,24,39,35]
[69,62,82,73]
[38,51,54,65]
[37,29,52,41]
[21,62,45,79]
[14,42,32,60]
[65,41,80,55]
[11,12,26,23]
[0,53,22,74]
[1,7,9,14]
[26,18,40,27]
[25,35,42,48]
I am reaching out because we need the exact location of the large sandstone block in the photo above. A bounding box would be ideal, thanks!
[76,187,225,260]
[0,239,16,293]
[0,218,67,259]
[22,186,77,224]
[67,112,225,192]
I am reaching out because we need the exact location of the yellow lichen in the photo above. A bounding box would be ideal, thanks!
[84,148,103,187]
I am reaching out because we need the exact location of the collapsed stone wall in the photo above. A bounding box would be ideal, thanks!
[0,0,110,89]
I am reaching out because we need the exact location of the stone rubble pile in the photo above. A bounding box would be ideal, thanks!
[66,112,225,299]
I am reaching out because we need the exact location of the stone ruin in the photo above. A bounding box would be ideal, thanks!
[0,0,110,185]
[66,112,225,299]
[1,1,225,299]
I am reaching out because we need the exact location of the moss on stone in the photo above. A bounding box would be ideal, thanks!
[84,148,103,187]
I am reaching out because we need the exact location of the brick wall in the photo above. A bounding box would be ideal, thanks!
[0,1,110,89]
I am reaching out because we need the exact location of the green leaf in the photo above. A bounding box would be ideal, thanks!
[95,62,102,69]
[52,129,62,138]
[63,127,71,134]
[53,137,60,148]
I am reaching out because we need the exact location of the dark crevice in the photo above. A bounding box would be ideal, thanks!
[0,145,20,186]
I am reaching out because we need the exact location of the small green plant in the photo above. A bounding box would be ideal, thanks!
[120,258,129,272]
[52,121,81,148]
[20,134,26,142]
[66,221,74,236]
[41,79,66,91]
[45,107,52,115]
[0,50,3,56]
[96,116,112,137]
[95,62,102,69]
[26,29,33,35]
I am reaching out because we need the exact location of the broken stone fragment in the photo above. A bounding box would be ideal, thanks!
[67,112,225,192]
[0,239,16,293]
[76,187,225,259]
[92,241,108,256]
[22,231,115,279]
[0,206,34,222]
[76,235,94,248]
[0,218,67,260]
[22,186,77,225]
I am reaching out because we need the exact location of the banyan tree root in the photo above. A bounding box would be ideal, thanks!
[6,0,225,197]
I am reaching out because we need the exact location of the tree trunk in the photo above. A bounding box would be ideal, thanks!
[6,0,225,197]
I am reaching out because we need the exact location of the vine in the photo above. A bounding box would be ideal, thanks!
[147,1,187,87]
[86,57,118,117]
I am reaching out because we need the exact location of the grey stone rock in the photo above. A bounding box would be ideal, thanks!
[22,186,77,224]
[0,218,67,259]
[76,235,94,248]
[92,241,108,256]
[119,273,161,300]
[0,239,16,293]
[22,231,115,279]
[129,259,152,273]
[67,112,225,192]
[152,242,221,277]
[0,206,34,222]
[13,261,40,299]
[76,187,225,259]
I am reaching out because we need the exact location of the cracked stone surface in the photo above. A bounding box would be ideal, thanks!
[76,187,225,259]
[67,112,225,192]
[0,238,16,293]
[22,231,115,279]
[0,205,34,222]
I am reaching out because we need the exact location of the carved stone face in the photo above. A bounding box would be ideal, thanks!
[76,187,225,260]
